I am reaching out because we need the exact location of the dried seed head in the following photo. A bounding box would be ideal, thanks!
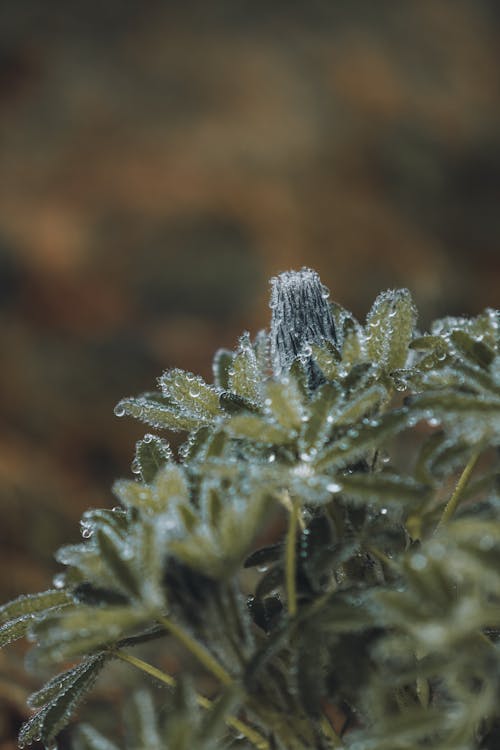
[270,268,336,385]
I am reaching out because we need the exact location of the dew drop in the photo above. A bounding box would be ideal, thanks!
[143,433,153,443]
[114,403,125,417]
[380,507,388,515]
[131,458,141,474]
[326,481,342,493]
[80,521,93,539]
[427,417,440,427]
[268,452,276,463]
[52,573,65,589]
[257,565,269,573]
[410,553,427,571]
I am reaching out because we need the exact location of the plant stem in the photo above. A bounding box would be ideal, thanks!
[157,615,232,686]
[285,498,299,617]
[436,450,480,530]
[114,649,175,687]
[114,650,269,750]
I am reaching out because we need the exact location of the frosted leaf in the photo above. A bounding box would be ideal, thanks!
[212,348,235,390]
[134,434,173,483]
[29,607,149,669]
[365,288,417,372]
[299,381,341,453]
[310,340,341,381]
[0,590,70,627]
[115,395,201,432]
[19,655,107,748]
[333,384,389,427]
[316,409,410,471]
[159,369,221,418]
[264,378,304,430]
[224,414,293,444]
[229,332,262,403]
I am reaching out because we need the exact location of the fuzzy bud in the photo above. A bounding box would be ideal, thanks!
[270,268,336,386]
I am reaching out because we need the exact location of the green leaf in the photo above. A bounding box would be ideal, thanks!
[315,409,410,471]
[19,655,107,748]
[340,316,367,369]
[365,288,417,372]
[159,369,221,418]
[96,528,142,600]
[0,616,36,648]
[219,391,259,414]
[115,395,201,432]
[410,391,500,442]
[169,488,272,578]
[134,434,173,483]
[29,607,149,668]
[0,589,70,627]
[264,378,304,430]
[310,340,341,381]
[114,462,189,515]
[449,329,495,369]
[212,348,235,390]
[340,472,431,510]
[333,383,389,426]
[229,332,261,403]
[225,414,293,444]
[299,381,341,452]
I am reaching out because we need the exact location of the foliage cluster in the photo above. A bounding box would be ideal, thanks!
[1,269,500,750]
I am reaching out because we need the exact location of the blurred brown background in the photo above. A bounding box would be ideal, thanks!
[0,0,499,743]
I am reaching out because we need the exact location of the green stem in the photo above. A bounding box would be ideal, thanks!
[114,649,175,687]
[157,615,232,686]
[436,450,480,530]
[285,498,299,618]
[114,650,269,750]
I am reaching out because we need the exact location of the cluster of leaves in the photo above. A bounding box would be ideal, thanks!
[1,269,500,750]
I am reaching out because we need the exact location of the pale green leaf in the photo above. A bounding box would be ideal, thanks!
[159,369,221,418]
[0,589,70,627]
[229,332,261,403]
[116,395,201,432]
[365,288,417,372]
[225,414,293,444]
[134,434,173,483]
[19,655,107,747]
[264,378,304,430]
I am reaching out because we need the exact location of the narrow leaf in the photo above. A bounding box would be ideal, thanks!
[134,434,173,483]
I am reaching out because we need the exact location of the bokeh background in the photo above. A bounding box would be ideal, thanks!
[1,0,499,745]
